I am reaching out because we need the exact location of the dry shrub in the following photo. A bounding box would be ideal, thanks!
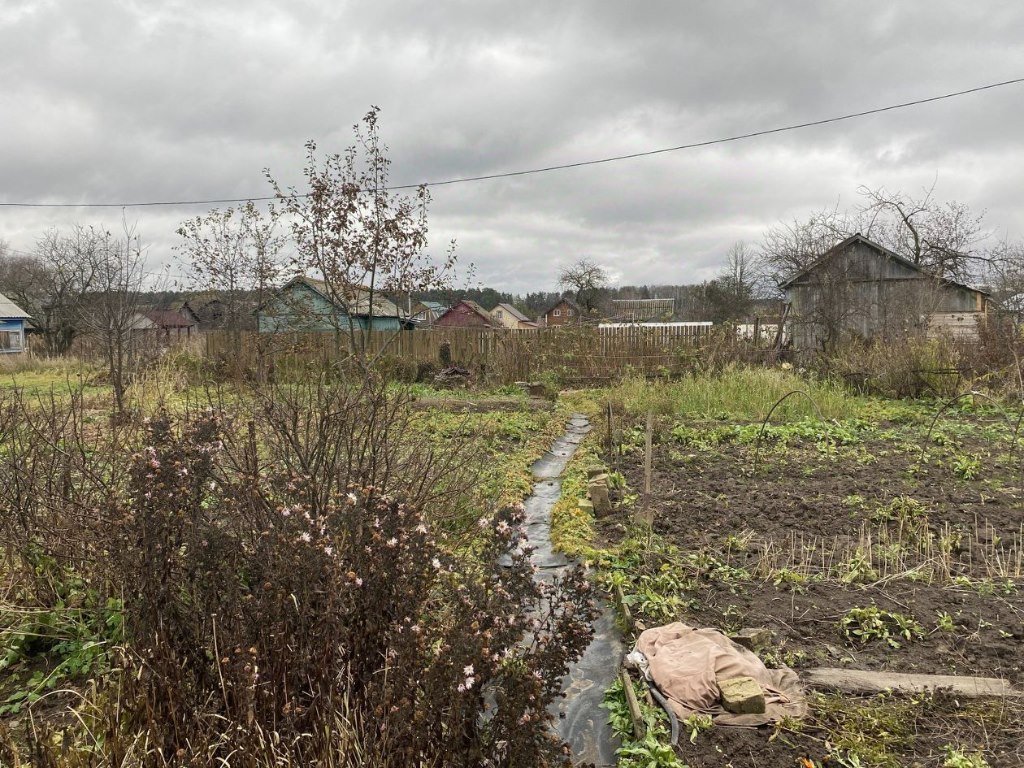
[689,325,780,373]
[828,335,963,398]
[1,378,596,767]
[958,315,1024,397]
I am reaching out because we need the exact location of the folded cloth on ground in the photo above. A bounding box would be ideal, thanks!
[634,622,806,726]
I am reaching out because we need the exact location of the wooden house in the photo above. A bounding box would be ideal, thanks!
[543,297,582,327]
[409,300,448,327]
[257,277,409,333]
[434,300,497,328]
[781,234,989,351]
[0,292,30,354]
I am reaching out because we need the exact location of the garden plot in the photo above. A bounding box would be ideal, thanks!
[602,404,1024,767]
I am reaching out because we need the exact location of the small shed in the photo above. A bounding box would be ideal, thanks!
[143,308,200,341]
[0,292,30,354]
[781,234,989,350]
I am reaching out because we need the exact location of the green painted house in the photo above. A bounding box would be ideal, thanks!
[257,277,410,333]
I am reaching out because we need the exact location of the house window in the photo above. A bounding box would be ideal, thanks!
[567,309,574,316]
[0,331,23,352]
[553,309,561,317]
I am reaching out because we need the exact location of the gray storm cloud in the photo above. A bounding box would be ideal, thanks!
[1,0,1022,293]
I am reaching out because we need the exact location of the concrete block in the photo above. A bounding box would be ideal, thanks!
[730,627,775,652]
[588,480,611,517]
[718,676,766,715]
[586,465,607,479]
[577,498,595,516]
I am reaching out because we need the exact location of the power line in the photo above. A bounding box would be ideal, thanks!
[1,75,1022,210]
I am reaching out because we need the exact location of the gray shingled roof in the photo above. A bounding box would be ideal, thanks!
[494,303,530,322]
[0,292,30,319]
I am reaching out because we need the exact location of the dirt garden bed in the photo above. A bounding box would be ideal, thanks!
[600,408,1024,767]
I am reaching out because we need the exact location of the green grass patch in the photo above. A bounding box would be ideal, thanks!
[549,441,601,559]
[0,357,107,397]
[607,366,866,421]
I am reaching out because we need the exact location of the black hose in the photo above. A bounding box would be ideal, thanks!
[647,682,679,746]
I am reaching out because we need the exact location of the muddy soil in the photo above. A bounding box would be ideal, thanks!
[606,417,1024,767]
[411,395,553,412]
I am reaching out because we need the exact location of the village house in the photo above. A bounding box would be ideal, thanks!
[542,297,582,327]
[490,303,537,329]
[178,295,257,332]
[142,307,201,341]
[119,306,200,348]
[256,277,409,332]
[782,233,989,351]
[0,292,30,354]
[434,299,496,328]
[409,300,448,327]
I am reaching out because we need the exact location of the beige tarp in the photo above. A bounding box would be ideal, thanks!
[635,622,806,726]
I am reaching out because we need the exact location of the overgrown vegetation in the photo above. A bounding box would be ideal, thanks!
[8,322,1024,768]
[0,372,597,767]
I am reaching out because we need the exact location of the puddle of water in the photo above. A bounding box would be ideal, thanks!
[525,415,622,766]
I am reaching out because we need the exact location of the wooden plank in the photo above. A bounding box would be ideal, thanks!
[803,668,1021,698]
[613,583,634,631]
[619,667,646,739]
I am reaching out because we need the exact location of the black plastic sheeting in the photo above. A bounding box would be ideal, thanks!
[526,415,622,766]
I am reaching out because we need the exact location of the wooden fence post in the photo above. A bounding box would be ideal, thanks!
[605,401,614,464]
[640,410,654,526]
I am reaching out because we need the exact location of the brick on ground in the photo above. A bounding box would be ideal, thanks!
[718,676,766,715]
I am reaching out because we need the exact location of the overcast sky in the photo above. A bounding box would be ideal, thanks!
[1,1,1023,294]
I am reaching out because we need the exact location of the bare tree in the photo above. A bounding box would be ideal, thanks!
[759,204,861,292]
[858,184,987,283]
[0,247,50,342]
[266,107,456,362]
[75,223,147,416]
[761,186,990,292]
[25,227,111,355]
[176,201,285,366]
[985,239,1024,315]
[701,241,760,322]
[557,258,608,314]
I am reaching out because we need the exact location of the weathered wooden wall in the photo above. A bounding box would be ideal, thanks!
[786,239,987,350]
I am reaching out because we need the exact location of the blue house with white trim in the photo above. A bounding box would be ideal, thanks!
[0,292,30,354]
